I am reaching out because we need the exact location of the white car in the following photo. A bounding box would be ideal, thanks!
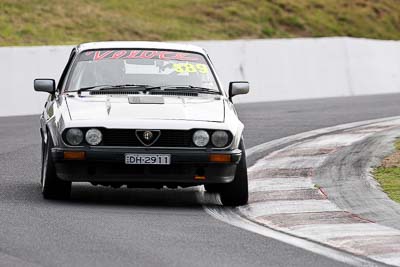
[34,41,249,206]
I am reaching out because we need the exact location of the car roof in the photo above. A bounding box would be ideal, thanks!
[76,41,207,55]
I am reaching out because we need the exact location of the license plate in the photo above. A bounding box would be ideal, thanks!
[124,154,171,165]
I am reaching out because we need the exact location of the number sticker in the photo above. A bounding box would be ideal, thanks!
[173,63,185,73]
[173,63,209,74]
[195,64,208,73]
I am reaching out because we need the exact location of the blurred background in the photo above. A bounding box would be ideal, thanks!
[1,0,400,45]
[0,0,400,116]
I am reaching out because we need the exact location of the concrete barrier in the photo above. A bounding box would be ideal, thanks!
[0,46,72,117]
[1,37,399,116]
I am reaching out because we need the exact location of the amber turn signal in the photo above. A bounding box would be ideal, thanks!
[209,154,231,163]
[63,151,86,160]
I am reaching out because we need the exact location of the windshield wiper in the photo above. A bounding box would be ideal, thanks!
[157,85,221,95]
[70,84,220,95]
[74,85,112,93]
[71,84,155,94]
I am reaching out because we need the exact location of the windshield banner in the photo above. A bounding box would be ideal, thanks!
[80,50,204,62]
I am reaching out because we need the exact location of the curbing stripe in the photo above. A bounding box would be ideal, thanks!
[205,116,400,266]
[248,168,313,179]
[251,155,327,170]
[239,200,341,218]
[294,133,373,148]
[248,189,326,203]
[246,116,400,166]
[205,206,381,267]
[288,223,400,241]
[248,177,313,192]
[329,235,400,255]
[256,211,370,228]
[372,254,400,266]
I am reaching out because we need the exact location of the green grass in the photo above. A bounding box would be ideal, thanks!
[374,140,400,203]
[374,167,400,203]
[0,0,400,46]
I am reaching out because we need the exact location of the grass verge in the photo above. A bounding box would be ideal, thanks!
[0,0,400,46]
[373,140,400,203]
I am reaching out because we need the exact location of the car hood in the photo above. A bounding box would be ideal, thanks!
[65,95,225,122]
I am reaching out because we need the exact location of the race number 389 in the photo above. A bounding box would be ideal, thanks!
[173,63,208,74]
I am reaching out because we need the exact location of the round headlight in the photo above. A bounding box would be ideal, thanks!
[65,128,83,146]
[211,131,229,148]
[192,130,209,147]
[85,128,102,146]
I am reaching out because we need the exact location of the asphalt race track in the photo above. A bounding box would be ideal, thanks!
[2,93,400,267]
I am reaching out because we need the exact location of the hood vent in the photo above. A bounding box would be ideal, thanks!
[150,91,198,97]
[90,90,140,95]
[89,90,198,97]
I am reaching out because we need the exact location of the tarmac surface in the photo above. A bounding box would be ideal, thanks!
[1,93,400,266]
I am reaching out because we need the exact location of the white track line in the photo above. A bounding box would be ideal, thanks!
[295,133,372,148]
[252,155,327,170]
[372,254,400,266]
[239,200,340,218]
[204,207,377,267]
[289,223,400,241]
[248,178,313,192]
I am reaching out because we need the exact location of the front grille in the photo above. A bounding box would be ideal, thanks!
[102,129,192,147]
[104,164,192,175]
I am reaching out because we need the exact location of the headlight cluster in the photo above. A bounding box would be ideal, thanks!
[65,128,83,146]
[192,130,230,148]
[192,130,209,147]
[85,129,102,145]
[65,128,102,146]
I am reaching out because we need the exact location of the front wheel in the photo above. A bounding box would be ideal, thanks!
[219,139,248,206]
[41,134,71,200]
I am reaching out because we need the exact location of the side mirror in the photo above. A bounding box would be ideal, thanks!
[229,81,249,100]
[34,79,56,94]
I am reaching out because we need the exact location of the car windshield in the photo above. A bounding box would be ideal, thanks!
[66,49,219,92]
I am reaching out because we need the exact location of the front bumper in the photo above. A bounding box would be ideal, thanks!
[51,147,241,185]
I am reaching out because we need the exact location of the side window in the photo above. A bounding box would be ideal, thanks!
[57,49,77,92]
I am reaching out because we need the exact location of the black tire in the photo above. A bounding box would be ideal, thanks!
[40,136,45,185]
[41,133,71,200]
[219,139,248,206]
